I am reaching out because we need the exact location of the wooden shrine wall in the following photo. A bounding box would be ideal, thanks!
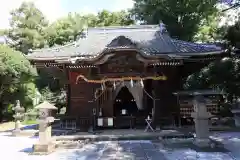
[68,70,100,117]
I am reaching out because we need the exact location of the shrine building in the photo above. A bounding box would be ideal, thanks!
[27,25,226,130]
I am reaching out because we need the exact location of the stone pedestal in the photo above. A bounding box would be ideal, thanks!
[12,120,21,136]
[33,120,55,154]
[191,95,212,147]
[33,142,56,154]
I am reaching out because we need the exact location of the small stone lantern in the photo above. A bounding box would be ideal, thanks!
[33,101,57,154]
[12,100,25,136]
[231,98,240,127]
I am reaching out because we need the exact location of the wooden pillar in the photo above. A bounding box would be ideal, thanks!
[152,78,176,129]
[100,88,113,117]
[152,80,161,129]
[65,67,71,115]
[66,84,71,115]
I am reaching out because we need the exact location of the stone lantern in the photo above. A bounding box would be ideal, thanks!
[231,98,240,127]
[33,101,57,154]
[12,100,25,136]
[191,94,212,147]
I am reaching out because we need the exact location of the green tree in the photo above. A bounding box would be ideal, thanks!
[132,0,219,41]
[46,13,84,46]
[82,14,99,27]
[0,44,37,121]
[194,11,226,42]
[96,10,135,26]
[5,2,48,53]
[225,20,240,48]
[184,57,240,102]
[185,18,240,101]
[39,87,66,112]
[46,10,135,46]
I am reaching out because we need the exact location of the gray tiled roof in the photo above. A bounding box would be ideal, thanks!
[27,25,223,60]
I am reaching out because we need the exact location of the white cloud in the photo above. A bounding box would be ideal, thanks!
[0,0,65,29]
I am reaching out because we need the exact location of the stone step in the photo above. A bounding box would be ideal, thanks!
[55,133,194,142]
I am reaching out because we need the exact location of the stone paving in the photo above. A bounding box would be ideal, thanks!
[1,132,240,160]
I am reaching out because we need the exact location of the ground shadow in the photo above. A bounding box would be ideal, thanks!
[19,147,33,153]
[163,139,229,153]
[0,124,38,133]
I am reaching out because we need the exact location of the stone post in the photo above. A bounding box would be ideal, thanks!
[33,101,57,154]
[191,94,212,147]
[231,109,240,127]
[12,100,25,136]
[231,98,240,127]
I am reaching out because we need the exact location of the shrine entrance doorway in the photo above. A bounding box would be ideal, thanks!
[113,87,138,117]
[113,86,143,128]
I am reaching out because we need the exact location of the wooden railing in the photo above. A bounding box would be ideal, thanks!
[53,116,91,131]
[77,117,91,131]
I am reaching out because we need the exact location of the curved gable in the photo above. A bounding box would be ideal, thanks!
[107,36,136,48]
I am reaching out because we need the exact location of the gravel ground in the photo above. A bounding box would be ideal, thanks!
[0,131,240,160]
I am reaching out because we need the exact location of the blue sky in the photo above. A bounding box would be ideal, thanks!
[61,0,133,13]
[0,0,134,29]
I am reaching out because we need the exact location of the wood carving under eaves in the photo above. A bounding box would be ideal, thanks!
[92,50,171,66]
[100,54,144,73]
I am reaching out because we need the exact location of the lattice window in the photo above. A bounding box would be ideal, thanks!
[180,107,193,117]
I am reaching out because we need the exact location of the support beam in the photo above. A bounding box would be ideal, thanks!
[65,67,71,115]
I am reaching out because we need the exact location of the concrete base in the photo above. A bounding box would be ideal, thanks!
[234,115,240,127]
[193,138,211,148]
[32,142,56,155]
[12,130,21,136]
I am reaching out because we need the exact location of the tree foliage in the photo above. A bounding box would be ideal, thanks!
[45,10,135,46]
[5,2,48,54]
[132,0,219,40]
[185,57,240,102]
[225,20,240,47]
[0,44,37,120]
[39,87,66,112]
[45,13,84,47]
[94,10,135,27]
[194,11,226,42]
[185,16,240,102]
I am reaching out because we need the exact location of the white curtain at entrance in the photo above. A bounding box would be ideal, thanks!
[113,81,144,110]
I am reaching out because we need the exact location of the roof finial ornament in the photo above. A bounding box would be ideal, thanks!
[159,20,167,34]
